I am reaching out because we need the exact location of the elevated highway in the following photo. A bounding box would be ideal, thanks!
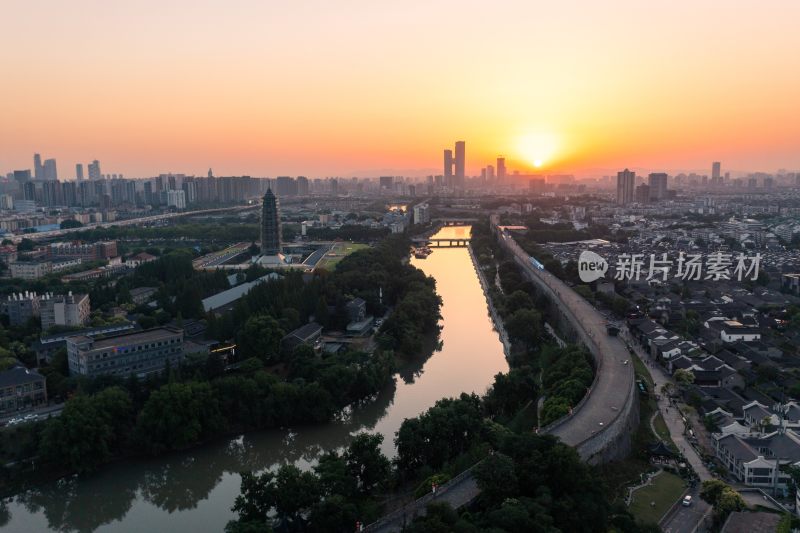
[493,216,638,461]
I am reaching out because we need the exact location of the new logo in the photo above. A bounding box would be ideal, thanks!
[578,250,608,283]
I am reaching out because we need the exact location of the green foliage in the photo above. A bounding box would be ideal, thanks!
[539,346,594,426]
[228,434,391,531]
[395,393,485,474]
[504,308,543,347]
[39,387,133,473]
[135,381,224,454]
[237,314,284,363]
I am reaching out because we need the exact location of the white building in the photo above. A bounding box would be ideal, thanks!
[413,203,430,225]
[166,189,186,209]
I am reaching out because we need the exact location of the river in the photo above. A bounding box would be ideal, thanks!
[1,226,507,532]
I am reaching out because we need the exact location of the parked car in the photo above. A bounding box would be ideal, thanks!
[682,495,692,507]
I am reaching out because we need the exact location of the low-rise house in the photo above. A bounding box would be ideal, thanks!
[130,286,158,305]
[714,430,800,494]
[281,322,323,354]
[0,365,47,415]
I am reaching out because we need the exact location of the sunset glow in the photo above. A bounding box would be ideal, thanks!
[2,0,800,177]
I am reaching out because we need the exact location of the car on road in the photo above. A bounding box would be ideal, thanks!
[682,495,692,507]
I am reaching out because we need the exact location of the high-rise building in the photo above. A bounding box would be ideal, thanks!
[454,141,465,183]
[88,160,101,180]
[43,158,58,181]
[635,183,650,204]
[647,173,668,202]
[497,157,506,181]
[260,188,282,256]
[296,176,309,196]
[13,170,31,183]
[486,165,495,181]
[443,150,453,181]
[616,168,635,205]
[34,153,43,180]
[76,163,84,181]
[712,162,721,180]
[379,176,394,190]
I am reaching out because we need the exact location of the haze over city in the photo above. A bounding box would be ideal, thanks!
[4,3,800,533]
[3,0,800,178]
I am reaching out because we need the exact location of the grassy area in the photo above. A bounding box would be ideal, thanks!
[653,413,672,443]
[315,242,369,270]
[628,471,686,525]
[596,351,662,503]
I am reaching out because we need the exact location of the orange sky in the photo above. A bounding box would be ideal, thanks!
[2,1,800,178]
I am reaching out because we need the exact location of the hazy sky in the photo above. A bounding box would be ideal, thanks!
[3,0,800,178]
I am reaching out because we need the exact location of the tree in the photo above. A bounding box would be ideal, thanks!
[16,238,35,251]
[135,381,224,454]
[504,308,543,347]
[60,219,83,229]
[343,433,391,494]
[237,314,284,363]
[230,465,322,529]
[474,453,517,506]
[39,387,133,472]
[505,290,533,312]
[673,368,695,388]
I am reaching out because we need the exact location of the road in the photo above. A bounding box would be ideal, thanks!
[10,204,258,243]
[496,224,635,451]
[1,403,64,428]
[623,332,712,481]
[661,491,712,533]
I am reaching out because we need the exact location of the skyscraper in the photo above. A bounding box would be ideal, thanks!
[647,173,668,202]
[34,153,43,180]
[616,168,635,205]
[43,159,58,181]
[454,141,465,184]
[260,188,282,256]
[443,150,453,181]
[497,157,506,181]
[76,164,84,181]
[712,162,721,180]
[88,160,101,180]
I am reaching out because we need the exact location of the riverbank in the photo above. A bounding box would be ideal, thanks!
[467,243,511,359]
[0,227,509,533]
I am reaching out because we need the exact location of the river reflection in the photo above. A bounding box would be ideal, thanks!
[3,226,507,532]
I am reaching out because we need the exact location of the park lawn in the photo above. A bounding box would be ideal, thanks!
[628,471,686,526]
[316,243,369,270]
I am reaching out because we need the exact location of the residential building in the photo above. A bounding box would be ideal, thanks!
[0,365,47,415]
[0,292,42,326]
[10,261,52,280]
[40,292,91,331]
[616,169,635,205]
[66,327,184,377]
[48,241,118,261]
[413,203,430,225]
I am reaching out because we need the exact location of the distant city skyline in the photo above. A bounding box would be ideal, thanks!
[3,1,800,177]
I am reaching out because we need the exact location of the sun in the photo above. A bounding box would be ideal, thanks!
[516,132,560,170]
